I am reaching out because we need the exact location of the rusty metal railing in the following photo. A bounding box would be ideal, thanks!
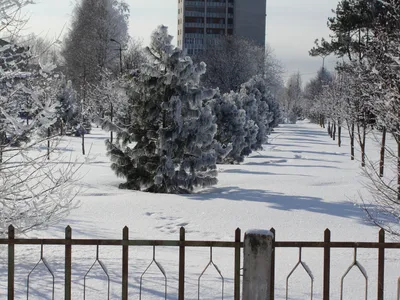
[272,228,400,300]
[2,225,400,300]
[1,225,242,300]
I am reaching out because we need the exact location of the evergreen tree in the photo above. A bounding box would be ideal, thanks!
[310,0,387,61]
[209,91,246,164]
[56,78,79,134]
[235,88,259,156]
[241,75,277,149]
[107,26,218,194]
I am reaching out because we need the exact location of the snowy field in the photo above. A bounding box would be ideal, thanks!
[1,121,399,299]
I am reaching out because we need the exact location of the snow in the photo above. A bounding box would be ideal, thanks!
[1,120,400,299]
[245,229,274,237]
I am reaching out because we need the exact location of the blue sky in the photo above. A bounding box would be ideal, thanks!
[23,0,339,84]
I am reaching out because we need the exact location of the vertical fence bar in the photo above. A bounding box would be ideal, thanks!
[234,228,241,300]
[8,225,14,300]
[270,228,276,300]
[377,229,385,300]
[122,226,129,300]
[179,227,185,300]
[65,226,72,300]
[323,229,331,300]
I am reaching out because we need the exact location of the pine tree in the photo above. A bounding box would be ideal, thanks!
[235,88,259,156]
[107,26,218,193]
[209,91,246,164]
[56,78,79,135]
[241,75,277,149]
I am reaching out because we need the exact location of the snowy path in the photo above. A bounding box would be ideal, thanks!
[1,121,399,299]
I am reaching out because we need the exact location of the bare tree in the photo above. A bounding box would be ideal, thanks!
[195,35,265,93]
[123,38,146,72]
[62,0,130,85]
[283,72,303,124]
[0,0,33,41]
[0,1,80,235]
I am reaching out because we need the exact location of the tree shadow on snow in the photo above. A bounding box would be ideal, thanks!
[187,186,386,226]
[244,161,339,169]
[283,137,333,145]
[221,169,313,177]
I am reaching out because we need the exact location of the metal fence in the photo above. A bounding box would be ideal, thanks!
[270,228,400,300]
[1,225,400,299]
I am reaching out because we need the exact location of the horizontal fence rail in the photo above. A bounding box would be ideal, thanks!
[2,225,400,299]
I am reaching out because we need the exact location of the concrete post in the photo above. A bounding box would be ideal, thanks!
[242,229,274,300]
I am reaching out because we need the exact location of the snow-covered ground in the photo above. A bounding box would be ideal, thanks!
[1,121,399,299]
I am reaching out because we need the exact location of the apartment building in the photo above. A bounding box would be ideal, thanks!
[177,0,267,55]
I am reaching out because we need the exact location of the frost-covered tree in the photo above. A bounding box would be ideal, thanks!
[235,88,259,157]
[123,38,146,72]
[208,91,246,164]
[55,77,79,135]
[195,35,264,93]
[0,52,79,234]
[62,0,129,85]
[283,73,303,124]
[0,0,33,41]
[241,75,279,149]
[107,26,219,194]
[0,1,79,234]
[303,68,333,126]
[356,0,400,235]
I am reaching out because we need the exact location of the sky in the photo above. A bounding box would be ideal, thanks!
[22,0,340,85]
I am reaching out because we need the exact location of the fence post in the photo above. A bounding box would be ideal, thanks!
[8,225,14,300]
[377,229,385,300]
[65,226,72,300]
[179,227,185,300]
[270,228,276,300]
[242,230,274,300]
[234,228,241,300]
[397,277,400,300]
[323,229,331,300]
[122,226,129,300]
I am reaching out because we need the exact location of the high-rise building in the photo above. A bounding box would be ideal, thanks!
[177,0,267,55]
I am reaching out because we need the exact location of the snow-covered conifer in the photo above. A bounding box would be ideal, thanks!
[107,25,219,193]
[209,91,247,164]
[241,75,278,149]
[235,88,259,156]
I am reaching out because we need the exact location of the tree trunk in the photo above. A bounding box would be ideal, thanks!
[81,68,86,156]
[0,131,4,163]
[47,127,51,160]
[398,140,400,202]
[81,127,85,155]
[333,123,336,141]
[379,127,386,177]
[328,120,331,136]
[357,122,366,167]
[60,120,64,136]
[351,123,355,160]
[338,124,342,147]
[110,102,114,144]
